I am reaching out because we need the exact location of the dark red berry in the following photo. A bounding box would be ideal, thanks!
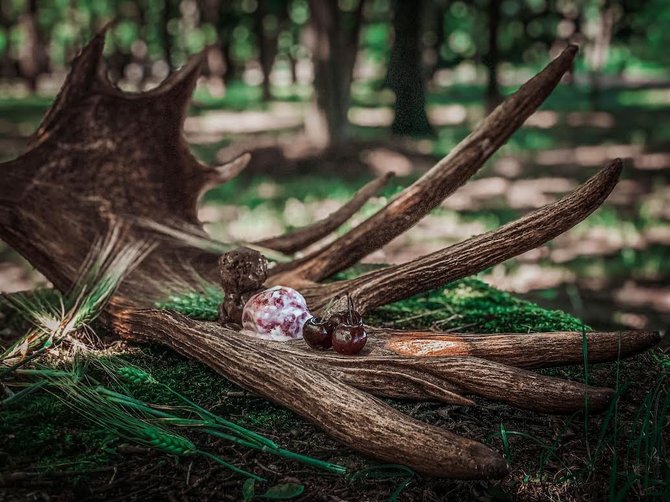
[303,316,332,350]
[332,323,367,355]
[328,310,362,329]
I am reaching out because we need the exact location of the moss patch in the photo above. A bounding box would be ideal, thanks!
[0,386,116,474]
[156,277,586,333]
[368,277,587,333]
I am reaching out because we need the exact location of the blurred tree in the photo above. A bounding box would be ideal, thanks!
[210,0,242,84]
[162,0,177,68]
[223,0,250,84]
[483,0,501,112]
[435,0,566,107]
[425,0,448,78]
[305,0,365,147]
[0,0,668,106]
[254,0,289,101]
[0,1,17,78]
[625,0,670,67]
[586,0,614,109]
[385,0,433,136]
[200,0,225,83]
[18,0,47,91]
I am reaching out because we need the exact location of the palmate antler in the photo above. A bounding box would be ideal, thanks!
[0,30,660,479]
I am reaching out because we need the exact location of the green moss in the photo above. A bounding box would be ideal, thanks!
[368,278,587,333]
[0,348,297,477]
[0,389,115,473]
[155,286,223,322]
[156,276,586,333]
[238,407,297,430]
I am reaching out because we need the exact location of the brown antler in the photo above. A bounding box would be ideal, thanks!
[0,31,660,480]
[369,329,660,369]
[117,307,508,479]
[255,172,393,254]
[297,160,622,312]
[271,45,578,282]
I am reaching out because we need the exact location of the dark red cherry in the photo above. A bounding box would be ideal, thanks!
[328,310,362,329]
[303,316,332,350]
[332,323,367,355]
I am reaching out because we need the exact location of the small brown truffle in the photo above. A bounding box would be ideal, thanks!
[219,247,268,294]
[218,247,268,325]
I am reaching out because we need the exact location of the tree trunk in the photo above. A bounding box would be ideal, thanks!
[17,0,47,92]
[386,0,434,137]
[588,1,614,110]
[216,2,239,84]
[305,0,364,147]
[429,0,448,78]
[0,32,660,479]
[254,0,281,101]
[0,2,16,77]
[161,0,175,68]
[484,0,502,113]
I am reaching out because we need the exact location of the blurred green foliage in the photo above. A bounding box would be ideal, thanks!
[0,0,667,86]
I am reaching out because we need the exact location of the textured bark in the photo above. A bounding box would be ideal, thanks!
[115,308,508,479]
[0,31,660,479]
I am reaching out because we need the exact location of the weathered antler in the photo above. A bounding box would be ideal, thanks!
[117,308,508,478]
[298,160,622,312]
[0,31,660,480]
[271,45,578,282]
[255,172,393,254]
[369,329,660,369]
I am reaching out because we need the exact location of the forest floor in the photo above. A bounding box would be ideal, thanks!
[1,79,670,500]
[0,283,668,501]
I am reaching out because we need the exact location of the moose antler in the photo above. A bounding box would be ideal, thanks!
[254,171,393,254]
[270,45,578,282]
[0,31,660,479]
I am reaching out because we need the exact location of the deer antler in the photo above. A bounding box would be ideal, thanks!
[0,31,660,479]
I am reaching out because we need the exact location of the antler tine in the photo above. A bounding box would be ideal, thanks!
[145,49,206,123]
[31,25,111,145]
[198,152,252,199]
[419,357,615,414]
[275,45,578,283]
[305,159,621,312]
[331,366,476,405]
[274,346,613,414]
[373,329,662,369]
[256,172,394,254]
[212,153,252,183]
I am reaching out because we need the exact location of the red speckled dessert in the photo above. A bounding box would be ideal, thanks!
[241,286,311,341]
